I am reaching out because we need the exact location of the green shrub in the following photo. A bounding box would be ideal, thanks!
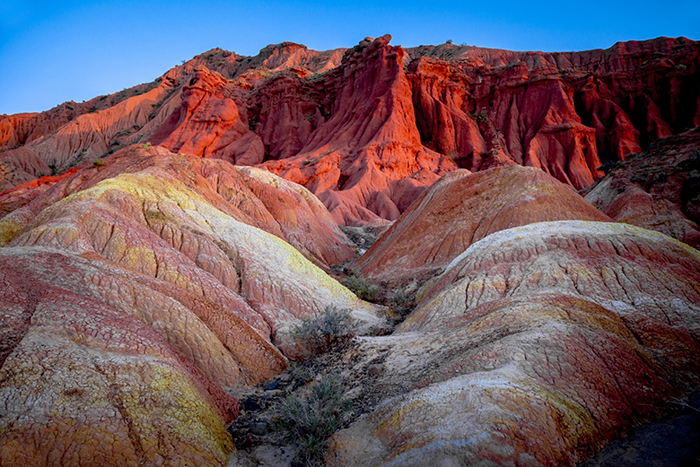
[597,160,622,173]
[467,111,488,123]
[342,275,379,302]
[275,372,350,464]
[293,306,356,353]
[388,288,414,319]
[288,362,315,388]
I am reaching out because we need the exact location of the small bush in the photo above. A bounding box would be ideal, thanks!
[342,275,379,302]
[93,159,106,167]
[467,111,488,123]
[288,362,315,389]
[388,288,414,319]
[275,372,350,465]
[143,142,152,150]
[293,306,356,353]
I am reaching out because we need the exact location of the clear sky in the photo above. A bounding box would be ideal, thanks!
[1,0,698,115]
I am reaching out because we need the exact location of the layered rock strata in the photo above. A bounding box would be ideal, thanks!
[330,221,700,466]
[355,165,612,287]
[0,145,385,466]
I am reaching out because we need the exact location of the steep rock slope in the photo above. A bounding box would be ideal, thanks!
[0,43,345,178]
[409,37,699,152]
[2,36,696,225]
[149,67,265,165]
[583,126,700,248]
[330,221,700,466]
[261,35,456,225]
[408,56,603,188]
[407,37,700,188]
[355,165,612,286]
[0,82,169,175]
[0,147,52,191]
[0,145,385,466]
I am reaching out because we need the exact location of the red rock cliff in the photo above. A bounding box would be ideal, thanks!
[1,35,698,225]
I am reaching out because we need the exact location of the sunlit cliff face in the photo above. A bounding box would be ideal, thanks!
[2,36,698,226]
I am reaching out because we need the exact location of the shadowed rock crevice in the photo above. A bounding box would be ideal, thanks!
[0,267,41,367]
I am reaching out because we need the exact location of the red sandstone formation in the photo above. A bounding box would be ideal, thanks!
[330,221,700,466]
[583,127,700,248]
[1,35,699,465]
[2,36,696,225]
[355,165,612,286]
[0,83,173,176]
[0,81,160,155]
[0,167,79,218]
[1,167,79,194]
[407,37,700,187]
[0,146,52,192]
[260,35,457,225]
[149,67,264,165]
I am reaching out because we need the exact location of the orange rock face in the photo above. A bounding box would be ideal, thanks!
[355,165,612,286]
[150,67,264,165]
[260,35,456,225]
[408,37,700,187]
[583,126,700,248]
[3,36,696,225]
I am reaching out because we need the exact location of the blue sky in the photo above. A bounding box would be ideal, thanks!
[1,0,698,115]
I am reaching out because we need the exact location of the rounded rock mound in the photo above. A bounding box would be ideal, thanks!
[356,165,612,288]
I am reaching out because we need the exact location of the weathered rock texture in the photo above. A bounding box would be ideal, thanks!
[355,165,612,286]
[259,35,456,225]
[0,248,239,466]
[1,34,699,466]
[0,145,385,466]
[330,221,700,466]
[583,126,700,248]
[2,36,697,225]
